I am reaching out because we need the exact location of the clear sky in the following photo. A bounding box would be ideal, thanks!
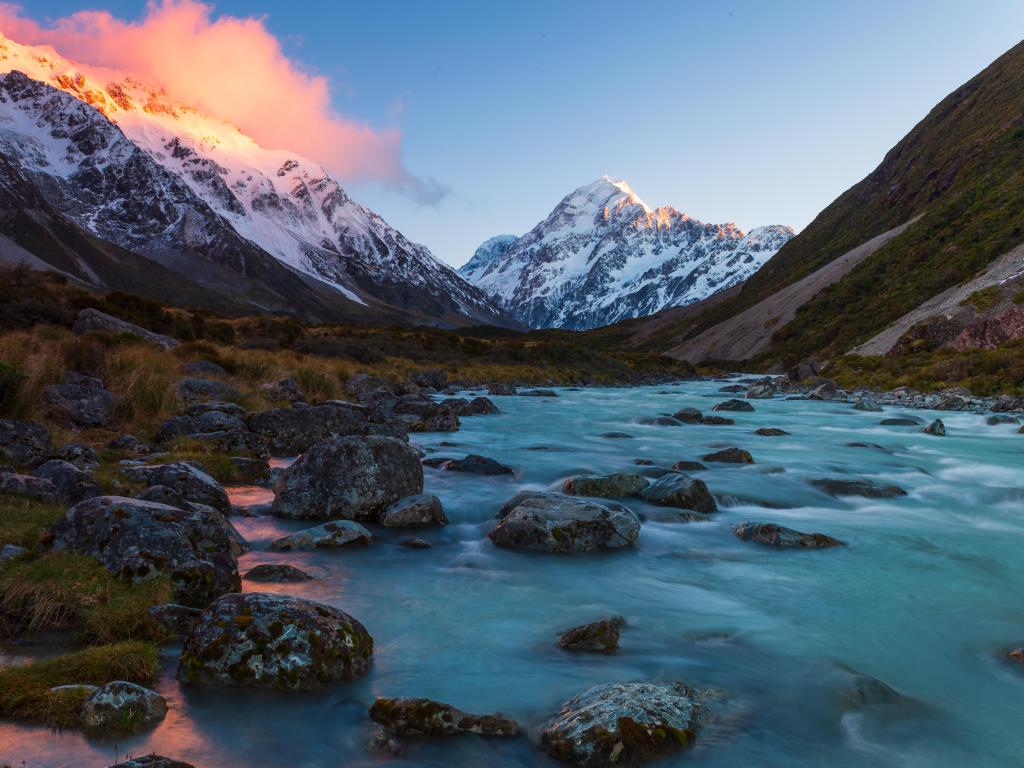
[21,0,1024,267]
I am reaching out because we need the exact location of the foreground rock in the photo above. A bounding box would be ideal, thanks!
[123,462,230,514]
[73,308,178,350]
[562,473,649,499]
[49,496,240,607]
[271,435,423,521]
[270,520,374,551]
[732,522,845,549]
[380,494,448,527]
[490,494,640,553]
[0,419,52,467]
[540,682,708,767]
[178,592,373,689]
[244,564,314,582]
[640,473,717,513]
[701,447,754,464]
[79,681,167,731]
[558,617,625,653]
[369,697,519,740]
[809,478,907,498]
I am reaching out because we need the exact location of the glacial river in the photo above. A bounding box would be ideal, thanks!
[3,381,1023,767]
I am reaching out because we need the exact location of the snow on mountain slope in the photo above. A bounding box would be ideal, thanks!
[460,176,794,330]
[0,33,508,326]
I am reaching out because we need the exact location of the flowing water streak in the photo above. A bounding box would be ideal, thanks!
[1,382,1023,766]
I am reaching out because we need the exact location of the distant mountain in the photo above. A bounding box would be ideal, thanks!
[460,177,793,330]
[0,34,511,327]
[632,40,1024,365]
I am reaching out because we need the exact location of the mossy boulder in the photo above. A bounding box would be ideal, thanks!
[123,462,230,514]
[177,592,372,690]
[271,435,423,521]
[732,522,845,549]
[558,617,625,654]
[32,459,102,504]
[562,473,649,499]
[379,494,448,528]
[79,680,167,732]
[701,447,754,465]
[489,494,640,553]
[809,478,907,498]
[369,696,519,739]
[540,682,709,767]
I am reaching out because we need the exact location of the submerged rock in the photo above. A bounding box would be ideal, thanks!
[178,592,373,689]
[599,432,634,439]
[440,454,514,475]
[640,473,717,513]
[270,520,374,551]
[670,460,707,472]
[79,681,167,731]
[369,697,519,739]
[637,416,682,427]
[701,447,754,464]
[880,417,923,427]
[745,384,774,399]
[400,537,433,549]
[809,478,907,498]
[489,494,640,553]
[244,564,314,582]
[49,496,240,608]
[271,435,423,521]
[732,522,844,549]
[852,398,882,412]
[712,399,754,413]
[540,682,708,767]
[380,494,448,527]
[520,389,558,397]
[699,416,735,426]
[562,473,649,499]
[754,428,789,436]
[838,670,902,711]
[923,419,946,436]
[558,617,625,653]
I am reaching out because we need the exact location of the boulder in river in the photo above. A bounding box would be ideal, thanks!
[670,460,707,472]
[270,520,374,550]
[880,417,923,426]
[487,383,517,396]
[852,398,882,412]
[558,616,625,653]
[1007,647,1024,663]
[700,416,735,426]
[732,522,845,549]
[923,419,946,436]
[123,462,230,514]
[671,407,703,423]
[540,682,709,767]
[719,384,747,393]
[599,432,634,439]
[409,406,460,433]
[640,473,717,513]
[369,697,519,739]
[244,564,314,582]
[754,427,789,436]
[489,494,640,553]
[49,496,240,607]
[271,435,423,521]
[178,592,373,689]
[440,454,514,475]
[107,756,195,768]
[79,681,167,731]
[837,669,902,711]
[380,494,448,528]
[712,399,754,412]
[637,416,682,427]
[0,419,52,467]
[455,396,500,416]
[562,473,649,499]
[701,447,754,464]
[745,384,774,399]
[73,308,178,350]
[520,389,558,397]
[809,478,907,498]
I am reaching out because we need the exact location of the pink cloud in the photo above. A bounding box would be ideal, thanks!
[0,0,443,200]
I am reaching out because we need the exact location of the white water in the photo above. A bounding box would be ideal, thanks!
[2,381,1023,767]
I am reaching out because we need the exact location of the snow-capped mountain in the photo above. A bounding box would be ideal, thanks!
[0,34,510,327]
[460,177,794,330]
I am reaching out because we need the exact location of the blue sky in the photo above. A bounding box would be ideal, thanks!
[24,0,1024,267]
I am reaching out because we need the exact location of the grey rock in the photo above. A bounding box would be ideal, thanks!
[732,522,844,548]
[489,494,640,553]
[754,428,789,436]
[0,472,57,501]
[746,384,774,399]
[107,755,195,768]
[412,369,448,390]
[133,485,249,556]
[671,407,703,423]
[176,377,241,403]
[699,415,735,425]
[271,435,423,521]
[0,419,53,467]
[520,389,558,397]
[183,401,247,418]
[56,443,100,471]
[270,520,374,550]
[244,564,314,582]
[701,447,754,464]
[148,603,203,636]
[923,419,946,436]
[852,398,882,412]
[880,416,924,426]
[637,416,682,427]
[640,473,717,513]
[123,462,230,514]
[809,478,908,498]
[440,454,513,475]
[562,473,649,498]
[80,681,167,731]
[558,616,625,653]
[177,592,372,689]
[369,697,518,740]
[32,459,102,503]
[712,399,754,412]
[380,494,448,528]
[108,434,150,453]
[49,496,240,607]
[182,360,226,376]
[0,544,28,560]
[260,377,304,403]
[486,383,517,396]
[73,308,178,350]
[400,537,432,549]
[247,402,406,455]
[409,406,460,433]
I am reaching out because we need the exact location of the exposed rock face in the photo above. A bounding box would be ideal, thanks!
[379,494,448,528]
[79,681,167,731]
[438,454,514,475]
[712,399,754,412]
[43,374,118,428]
[32,459,102,503]
[247,402,406,455]
[640,473,717,513]
[701,447,754,464]
[489,494,640,553]
[269,520,374,551]
[369,697,519,739]
[271,436,423,521]
[73,308,179,350]
[732,522,845,549]
[558,617,626,653]
[539,682,708,767]
[952,306,1024,350]
[0,419,53,467]
[809,478,907,498]
[244,564,314,582]
[123,462,230,514]
[562,473,649,498]
[177,592,373,689]
[49,496,241,607]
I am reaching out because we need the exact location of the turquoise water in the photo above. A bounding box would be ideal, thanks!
[2,381,1023,767]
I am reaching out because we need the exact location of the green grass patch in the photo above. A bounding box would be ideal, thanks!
[0,552,169,643]
[0,495,66,549]
[0,640,158,726]
[960,285,1002,312]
